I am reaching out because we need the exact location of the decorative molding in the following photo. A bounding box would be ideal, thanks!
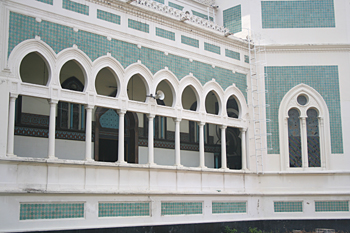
[265,44,350,53]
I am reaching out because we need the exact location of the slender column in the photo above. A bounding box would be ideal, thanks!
[198,122,206,168]
[147,114,155,165]
[117,110,126,164]
[85,105,94,161]
[7,94,18,157]
[240,128,247,170]
[220,125,227,169]
[300,116,308,168]
[174,118,181,166]
[48,99,58,159]
[318,117,326,168]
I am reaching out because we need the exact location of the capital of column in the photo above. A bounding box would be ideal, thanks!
[220,125,227,130]
[198,122,205,127]
[147,113,155,119]
[240,128,247,133]
[85,104,95,110]
[173,118,182,123]
[48,99,58,105]
[10,93,18,99]
[117,109,127,115]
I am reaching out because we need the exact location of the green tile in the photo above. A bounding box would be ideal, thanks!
[128,19,149,33]
[20,203,84,220]
[168,2,184,10]
[212,202,246,214]
[192,10,213,21]
[204,42,220,55]
[156,27,175,41]
[225,49,240,60]
[274,201,302,212]
[99,202,150,217]
[315,201,349,212]
[36,0,53,5]
[161,202,202,215]
[62,0,89,15]
[97,9,120,25]
[181,35,199,48]
[223,5,241,33]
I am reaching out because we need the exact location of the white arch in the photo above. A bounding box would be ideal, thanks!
[92,56,124,98]
[224,84,248,120]
[153,69,179,108]
[56,47,92,92]
[7,39,56,85]
[279,83,331,170]
[179,75,203,112]
[203,80,225,116]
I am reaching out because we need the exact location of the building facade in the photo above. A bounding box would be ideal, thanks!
[0,0,349,232]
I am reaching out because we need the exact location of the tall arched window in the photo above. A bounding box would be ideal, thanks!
[279,84,331,170]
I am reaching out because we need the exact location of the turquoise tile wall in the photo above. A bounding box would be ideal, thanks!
[204,42,220,55]
[225,49,240,60]
[274,201,303,212]
[192,10,213,21]
[168,2,184,11]
[244,55,249,63]
[265,66,343,154]
[156,27,175,41]
[99,202,150,217]
[223,5,241,34]
[261,0,335,28]
[315,201,349,212]
[8,12,247,98]
[212,202,246,214]
[36,0,53,5]
[181,35,199,48]
[154,0,164,3]
[161,202,202,215]
[97,9,121,25]
[20,203,84,220]
[128,19,149,33]
[62,0,89,15]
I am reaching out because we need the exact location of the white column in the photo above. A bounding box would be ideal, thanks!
[7,93,18,157]
[300,116,308,168]
[220,125,227,169]
[117,110,126,164]
[318,117,326,169]
[147,114,155,165]
[174,118,181,166]
[48,99,58,159]
[85,105,94,161]
[199,122,205,168]
[240,128,247,170]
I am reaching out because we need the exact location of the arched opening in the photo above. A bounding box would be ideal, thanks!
[127,74,147,102]
[182,85,198,111]
[155,80,174,107]
[94,108,138,163]
[288,108,302,168]
[306,108,320,167]
[226,127,242,169]
[227,95,239,118]
[205,90,219,115]
[60,60,85,91]
[95,67,118,97]
[20,52,49,85]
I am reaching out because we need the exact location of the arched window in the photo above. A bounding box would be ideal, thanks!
[279,84,331,170]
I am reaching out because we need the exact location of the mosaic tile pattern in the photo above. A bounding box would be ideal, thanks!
[97,9,121,25]
[274,201,303,212]
[99,202,150,217]
[181,35,199,48]
[154,0,164,3]
[204,42,220,55]
[62,0,89,15]
[20,113,49,127]
[261,0,335,28]
[168,2,184,10]
[265,66,343,154]
[20,203,84,220]
[36,0,53,5]
[100,109,119,129]
[244,55,249,63]
[223,5,241,34]
[315,201,349,212]
[128,19,149,33]
[192,10,213,21]
[161,202,202,215]
[225,49,240,60]
[8,12,247,97]
[212,202,246,214]
[156,27,175,41]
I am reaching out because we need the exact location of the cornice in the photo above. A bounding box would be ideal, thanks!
[265,43,350,53]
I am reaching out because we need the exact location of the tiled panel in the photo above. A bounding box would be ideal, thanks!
[274,201,303,212]
[265,66,343,154]
[20,203,84,220]
[244,55,249,63]
[161,202,202,215]
[99,202,150,217]
[154,0,164,3]
[261,0,335,28]
[212,202,246,214]
[181,35,199,48]
[225,49,240,60]
[97,9,121,25]
[315,201,349,212]
[128,19,149,33]
[168,2,184,10]
[8,12,247,96]
[36,0,53,5]
[204,42,220,55]
[192,10,213,21]
[156,27,175,41]
[223,5,241,33]
[62,0,89,15]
